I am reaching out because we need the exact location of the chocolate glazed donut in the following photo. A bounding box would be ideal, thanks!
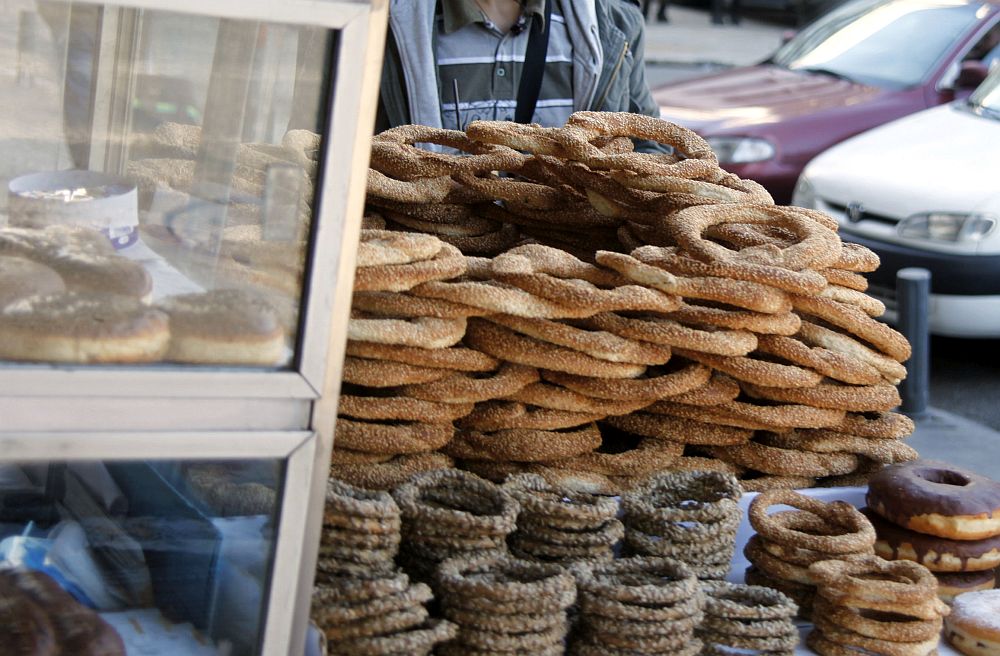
[862,508,1000,572]
[866,461,1000,541]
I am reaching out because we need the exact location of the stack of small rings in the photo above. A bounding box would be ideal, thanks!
[434,553,577,655]
[621,471,742,579]
[312,480,457,654]
[503,473,623,564]
[392,469,519,584]
[806,555,949,656]
[697,580,799,655]
[744,489,876,619]
[569,556,705,655]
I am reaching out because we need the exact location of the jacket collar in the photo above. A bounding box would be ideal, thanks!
[440,0,547,34]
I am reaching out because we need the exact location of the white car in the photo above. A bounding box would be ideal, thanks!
[793,66,1000,337]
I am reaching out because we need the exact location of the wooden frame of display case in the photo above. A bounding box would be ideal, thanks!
[0,0,388,653]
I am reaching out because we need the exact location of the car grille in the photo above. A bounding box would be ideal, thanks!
[823,200,899,226]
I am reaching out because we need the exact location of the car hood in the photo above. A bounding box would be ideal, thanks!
[654,65,882,132]
[804,103,1000,215]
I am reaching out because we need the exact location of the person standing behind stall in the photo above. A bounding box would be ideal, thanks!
[375,0,665,152]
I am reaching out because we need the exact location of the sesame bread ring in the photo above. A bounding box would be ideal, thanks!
[665,372,741,406]
[595,250,792,315]
[0,292,168,363]
[492,255,681,316]
[483,314,673,365]
[559,111,717,174]
[465,120,577,157]
[328,619,457,656]
[347,313,466,349]
[673,348,823,388]
[444,423,603,463]
[465,319,647,379]
[384,211,500,238]
[604,412,753,446]
[365,169,452,204]
[808,555,946,619]
[355,229,443,267]
[540,361,710,402]
[700,580,798,621]
[159,289,286,365]
[862,508,1000,573]
[791,295,911,363]
[351,291,484,319]
[646,398,845,431]
[0,256,65,308]
[608,166,774,205]
[835,411,915,439]
[371,124,525,179]
[866,461,1000,541]
[741,380,902,413]
[400,363,539,404]
[797,320,908,385]
[435,224,521,257]
[709,440,858,478]
[345,340,499,372]
[834,242,881,272]
[667,302,802,336]
[504,381,653,415]
[631,245,827,295]
[663,203,843,270]
[810,619,941,656]
[543,438,684,477]
[739,473,817,493]
[754,334,884,386]
[457,401,603,432]
[341,356,452,387]
[820,284,886,317]
[339,395,474,423]
[353,242,466,293]
[583,312,757,357]
[334,418,454,455]
[749,489,876,554]
[411,279,589,319]
[763,430,918,465]
[366,198,474,223]
[330,448,393,465]
[820,267,870,291]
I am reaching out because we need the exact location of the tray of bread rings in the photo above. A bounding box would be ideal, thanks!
[731,487,963,656]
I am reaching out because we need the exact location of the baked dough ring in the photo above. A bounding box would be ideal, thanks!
[484,313,673,365]
[456,401,603,432]
[583,312,757,357]
[540,361,711,401]
[334,418,454,455]
[356,229,443,267]
[400,362,540,404]
[347,313,466,349]
[742,380,902,412]
[663,204,843,270]
[504,381,653,415]
[707,439,859,477]
[445,423,602,462]
[603,412,753,446]
[755,334,884,386]
[674,347,823,388]
[791,295,911,363]
[797,320,909,385]
[465,319,647,379]
[666,302,802,336]
[341,357,452,387]
[353,242,466,292]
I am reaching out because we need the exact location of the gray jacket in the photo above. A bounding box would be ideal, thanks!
[375,0,662,140]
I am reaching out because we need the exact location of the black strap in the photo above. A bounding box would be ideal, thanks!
[514,0,553,124]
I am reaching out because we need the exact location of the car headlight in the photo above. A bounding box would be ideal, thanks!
[792,175,816,209]
[897,212,998,242]
[704,137,776,164]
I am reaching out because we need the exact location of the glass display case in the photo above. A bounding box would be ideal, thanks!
[0,0,387,653]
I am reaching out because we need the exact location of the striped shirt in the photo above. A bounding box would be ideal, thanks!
[436,0,575,131]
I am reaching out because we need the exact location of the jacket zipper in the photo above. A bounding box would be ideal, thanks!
[593,40,629,110]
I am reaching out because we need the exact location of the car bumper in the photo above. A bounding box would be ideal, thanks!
[841,233,1000,337]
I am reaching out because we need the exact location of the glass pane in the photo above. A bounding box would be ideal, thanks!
[0,2,336,368]
[0,457,283,655]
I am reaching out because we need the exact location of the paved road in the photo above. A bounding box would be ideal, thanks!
[930,336,1000,431]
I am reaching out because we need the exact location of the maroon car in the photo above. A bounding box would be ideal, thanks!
[653,0,1000,204]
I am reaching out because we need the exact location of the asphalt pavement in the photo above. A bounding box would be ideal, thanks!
[638,5,1000,480]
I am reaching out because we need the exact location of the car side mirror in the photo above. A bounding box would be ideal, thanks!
[956,61,989,89]
[780,29,797,46]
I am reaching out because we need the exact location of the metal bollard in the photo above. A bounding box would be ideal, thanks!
[897,267,931,418]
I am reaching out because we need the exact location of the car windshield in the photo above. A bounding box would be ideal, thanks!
[968,67,1000,118]
[772,0,985,88]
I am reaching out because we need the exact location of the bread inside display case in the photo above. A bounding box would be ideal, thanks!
[0,457,282,655]
[0,0,335,367]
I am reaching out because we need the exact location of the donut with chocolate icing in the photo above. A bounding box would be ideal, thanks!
[863,508,1000,572]
[945,589,1000,655]
[936,570,997,604]
[867,461,1000,541]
